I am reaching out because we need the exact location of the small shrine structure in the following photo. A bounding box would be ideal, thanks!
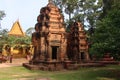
[67,22,89,62]
[23,0,89,70]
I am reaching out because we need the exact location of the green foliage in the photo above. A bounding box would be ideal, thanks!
[6,36,31,45]
[0,29,9,52]
[0,10,5,20]
[53,0,79,20]
[0,28,31,52]
[53,0,102,31]
[25,27,34,37]
[101,0,120,18]
[73,0,102,28]
[90,3,120,60]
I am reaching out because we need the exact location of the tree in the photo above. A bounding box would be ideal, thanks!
[53,0,79,20]
[0,10,5,28]
[90,2,120,60]
[53,0,102,31]
[53,0,63,12]
[25,27,34,36]
[0,29,8,52]
[0,10,6,51]
[74,0,102,28]
[100,0,120,19]
[0,10,5,20]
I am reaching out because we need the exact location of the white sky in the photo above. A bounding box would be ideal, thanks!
[0,0,48,32]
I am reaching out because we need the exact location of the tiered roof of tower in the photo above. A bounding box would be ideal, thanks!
[35,1,64,33]
[8,20,25,37]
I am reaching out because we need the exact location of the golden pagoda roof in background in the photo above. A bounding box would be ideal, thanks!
[8,20,25,37]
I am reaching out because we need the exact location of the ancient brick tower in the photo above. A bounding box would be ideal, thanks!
[67,22,89,62]
[31,1,67,62]
[23,1,89,70]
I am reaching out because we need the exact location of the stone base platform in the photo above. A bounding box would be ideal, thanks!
[23,60,78,71]
[77,63,105,67]
[23,60,120,71]
[78,61,120,68]
[23,62,106,71]
[96,61,120,65]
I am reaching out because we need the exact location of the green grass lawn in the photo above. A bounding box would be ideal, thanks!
[0,65,120,80]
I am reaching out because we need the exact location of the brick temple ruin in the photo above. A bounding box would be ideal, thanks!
[23,0,90,70]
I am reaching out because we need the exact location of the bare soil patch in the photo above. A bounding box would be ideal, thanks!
[0,58,28,68]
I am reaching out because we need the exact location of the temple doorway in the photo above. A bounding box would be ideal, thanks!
[52,46,59,60]
[81,52,85,60]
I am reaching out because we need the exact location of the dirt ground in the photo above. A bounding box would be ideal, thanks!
[0,58,51,80]
[0,58,29,68]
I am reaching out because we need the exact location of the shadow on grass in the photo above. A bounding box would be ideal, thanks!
[85,69,120,80]
[50,65,120,80]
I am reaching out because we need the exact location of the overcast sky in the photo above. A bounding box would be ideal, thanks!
[0,0,48,32]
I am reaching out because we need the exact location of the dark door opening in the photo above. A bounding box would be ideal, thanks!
[81,52,85,60]
[52,46,58,60]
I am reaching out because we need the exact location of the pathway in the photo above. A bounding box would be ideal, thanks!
[0,58,28,68]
